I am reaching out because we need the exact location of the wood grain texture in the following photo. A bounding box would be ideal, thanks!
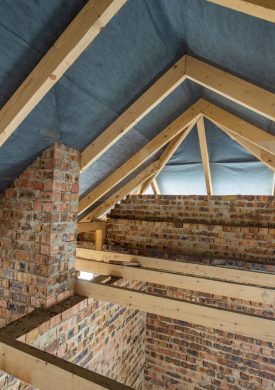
[0,0,126,147]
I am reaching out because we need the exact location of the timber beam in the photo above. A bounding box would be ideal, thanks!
[79,102,201,215]
[207,0,275,24]
[79,160,160,222]
[80,55,275,173]
[75,280,275,343]
[76,258,275,305]
[0,0,126,147]
[0,336,130,390]
[76,248,275,289]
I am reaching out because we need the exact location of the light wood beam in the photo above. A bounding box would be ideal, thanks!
[76,249,275,288]
[79,102,202,214]
[79,160,160,222]
[186,56,275,122]
[0,337,130,390]
[0,0,126,148]
[75,280,275,342]
[95,229,104,250]
[200,99,275,155]
[151,178,160,195]
[76,259,275,305]
[78,222,106,233]
[80,56,187,171]
[197,117,213,196]
[207,0,275,24]
[140,124,194,193]
[214,122,275,172]
[80,54,275,173]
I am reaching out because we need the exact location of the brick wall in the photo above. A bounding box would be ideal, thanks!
[78,231,96,250]
[107,195,275,266]
[107,194,275,389]
[20,281,146,390]
[0,146,149,389]
[110,195,275,227]
[146,311,275,390]
[0,143,80,324]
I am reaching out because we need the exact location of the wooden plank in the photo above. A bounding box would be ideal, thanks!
[186,56,275,122]
[80,56,187,171]
[214,123,275,172]
[0,337,131,390]
[79,102,201,214]
[95,229,104,250]
[78,222,106,233]
[200,99,275,155]
[151,179,160,195]
[140,125,194,194]
[76,259,275,305]
[92,275,112,284]
[197,117,213,196]
[75,280,275,342]
[79,160,160,222]
[76,248,275,288]
[0,0,126,148]
[207,0,275,24]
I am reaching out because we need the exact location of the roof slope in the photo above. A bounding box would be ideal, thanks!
[0,0,274,196]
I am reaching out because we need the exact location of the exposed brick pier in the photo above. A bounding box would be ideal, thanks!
[0,143,80,324]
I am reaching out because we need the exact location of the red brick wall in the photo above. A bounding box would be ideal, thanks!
[106,195,275,390]
[107,195,275,266]
[110,195,275,227]
[0,143,80,324]
[20,281,146,390]
[0,147,150,389]
[107,219,274,264]
[146,311,275,390]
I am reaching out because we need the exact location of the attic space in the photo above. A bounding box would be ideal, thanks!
[0,1,274,389]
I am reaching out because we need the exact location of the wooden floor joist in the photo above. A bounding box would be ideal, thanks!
[0,337,131,390]
[75,280,275,342]
[76,249,275,289]
[76,258,275,305]
[0,0,126,147]
[207,0,275,24]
